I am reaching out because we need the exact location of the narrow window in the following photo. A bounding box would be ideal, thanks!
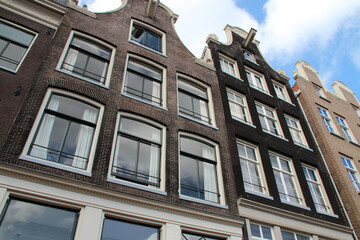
[250,223,273,240]
[256,103,282,137]
[27,92,100,170]
[285,115,308,147]
[0,20,36,72]
[246,69,268,93]
[281,231,310,240]
[123,58,163,106]
[219,55,238,78]
[101,218,160,240]
[270,153,303,205]
[0,199,78,240]
[237,141,267,194]
[227,89,252,124]
[336,116,355,142]
[111,115,163,188]
[317,107,336,133]
[180,135,220,203]
[131,23,163,53]
[178,77,212,125]
[273,81,290,102]
[314,85,325,98]
[341,156,360,193]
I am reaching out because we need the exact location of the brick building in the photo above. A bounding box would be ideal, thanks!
[293,60,360,238]
[0,0,356,239]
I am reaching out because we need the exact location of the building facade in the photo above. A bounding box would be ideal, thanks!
[0,0,355,239]
[205,27,354,240]
[294,60,360,238]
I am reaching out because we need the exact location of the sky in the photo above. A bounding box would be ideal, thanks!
[78,0,360,100]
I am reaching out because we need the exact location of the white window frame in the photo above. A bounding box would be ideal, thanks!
[249,222,274,240]
[177,74,216,127]
[256,102,284,138]
[336,116,356,143]
[107,112,166,194]
[273,81,291,103]
[227,88,253,126]
[219,54,240,79]
[269,152,306,207]
[317,107,336,134]
[302,165,333,214]
[0,18,38,73]
[56,31,116,88]
[281,230,311,240]
[244,50,256,64]
[129,19,166,56]
[122,54,167,109]
[178,132,226,207]
[21,88,104,176]
[313,84,326,98]
[237,140,270,198]
[353,106,360,118]
[285,115,308,148]
[341,155,360,193]
[245,68,269,94]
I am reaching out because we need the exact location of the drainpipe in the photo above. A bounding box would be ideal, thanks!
[294,90,358,240]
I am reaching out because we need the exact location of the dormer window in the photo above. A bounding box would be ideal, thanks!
[244,50,256,63]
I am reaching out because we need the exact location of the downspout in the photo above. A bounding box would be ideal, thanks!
[294,90,358,240]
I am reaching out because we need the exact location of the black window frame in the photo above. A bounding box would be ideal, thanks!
[131,23,162,52]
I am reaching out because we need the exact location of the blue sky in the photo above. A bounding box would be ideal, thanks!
[79,0,360,101]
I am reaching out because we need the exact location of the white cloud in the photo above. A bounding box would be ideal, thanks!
[79,0,122,12]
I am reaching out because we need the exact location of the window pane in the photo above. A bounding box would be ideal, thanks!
[181,137,215,161]
[0,199,77,240]
[71,37,110,60]
[101,218,159,240]
[0,22,34,46]
[262,226,272,239]
[120,117,161,143]
[113,135,138,177]
[281,231,295,240]
[131,25,162,52]
[251,224,261,237]
[180,155,199,199]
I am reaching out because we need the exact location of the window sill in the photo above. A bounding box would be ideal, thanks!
[121,93,168,111]
[0,65,18,74]
[245,190,274,200]
[330,132,345,140]
[319,96,331,103]
[280,199,310,210]
[222,71,244,82]
[232,117,256,128]
[20,154,92,176]
[179,195,228,209]
[349,141,360,148]
[279,98,295,106]
[263,130,288,142]
[250,86,273,98]
[129,40,167,58]
[179,113,218,130]
[294,142,313,151]
[317,210,339,218]
[107,177,167,196]
[56,68,109,89]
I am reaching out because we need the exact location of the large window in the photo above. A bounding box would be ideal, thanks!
[270,153,303,205]
[179,135,221,203]
[246,68,268,93]
[256,103,283,137]
[237,141,267,194]
[0,20,36,72]
[302,165,331,213]
[250,223,273,240]
[317,107,336,133]
[336,116,356,142]
[101,218,160,240]
[182,232,222,240]
[178,77,212,125]
[281,231,310,240]
[219,55,239,78]
[110,114,164,188]
[273,81,290,103]
[123,57,164,106]
[130,21,165,54]
[227,89,252,125]
[23,89,102,171]
[341,155,360,192]
[0,199,78,240]
[285,115,308,147]
[57,31,115,86]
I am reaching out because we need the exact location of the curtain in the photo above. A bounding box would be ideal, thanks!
[73,108,97,169]
[199,101,208,123]
[30,97,60,159]
[148,145,160,186]
[151,82,160,105]
[63,48,78,72]
[202,147,217,202]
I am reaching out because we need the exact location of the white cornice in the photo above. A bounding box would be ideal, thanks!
[0,0,66,29]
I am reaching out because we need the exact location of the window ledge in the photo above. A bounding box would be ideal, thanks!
[222,71,244,82]
[179,195,228,209]
[319,96,331,103]
[0,66,18,74]
[179,113,218,130]
[317,210,339,218]
[107,177,167,196]
[129,40,167,58]
[279,98,295,106]
[280,199,310,210]
[330,132,345,140]
[121,93,168,111]
[349,141,360,148]
[232,117,256,128]
[19,155,92,176]
[263,130,288,142]
[56,68,109,89]
[294,142,313,151]
[250,86,273,97]
[245,190,274,200]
